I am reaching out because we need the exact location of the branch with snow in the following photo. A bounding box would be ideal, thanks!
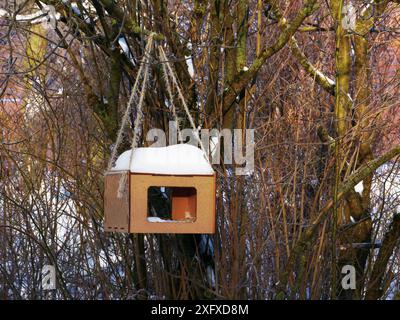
[214,0,318,116]
[290,38,336,95]
[258,0,336,97]
[0,5,60,25]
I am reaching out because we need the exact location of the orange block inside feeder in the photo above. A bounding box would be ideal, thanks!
[104,144,216,234]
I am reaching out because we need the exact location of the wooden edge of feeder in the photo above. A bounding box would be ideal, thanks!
[129,172,217,234]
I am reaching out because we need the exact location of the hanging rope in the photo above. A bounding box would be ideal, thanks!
[107,36,210,199]
[160,52,183,143]
[105,33,154,198]
[107,33,155,172]
[117,38,153,198]
[158,45,209,161]
[127,36,153,168]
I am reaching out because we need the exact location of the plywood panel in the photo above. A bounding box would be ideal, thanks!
[130,173,216,234]
[171,187,197,221]
[104,171,130,232]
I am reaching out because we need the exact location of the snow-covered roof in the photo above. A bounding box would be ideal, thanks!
[112,144,214,175]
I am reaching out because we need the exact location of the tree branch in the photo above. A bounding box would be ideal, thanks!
[365,213,400,300]
[290,38,336,95]
[97,0,163,39]
[219,0,318,116]
[277,145,400,296]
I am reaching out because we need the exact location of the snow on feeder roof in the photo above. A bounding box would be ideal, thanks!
[112,144,214,175]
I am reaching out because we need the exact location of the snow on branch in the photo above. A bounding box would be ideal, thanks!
[0,4,60,26]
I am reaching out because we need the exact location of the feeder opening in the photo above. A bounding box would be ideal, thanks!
[147,186,197,222]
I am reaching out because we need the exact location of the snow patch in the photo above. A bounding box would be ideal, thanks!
[342,3,356,31]
[71,3,81,15]
[118,37,130,55]
[118,37,134,64]
[354,181,364,195]
[147,217,185,223]
[0,6,60,24]
[316,70,335,86]
[112,144,214,175]
[206,265,216,287]
[185,56,194,78]
[147,217,169,223]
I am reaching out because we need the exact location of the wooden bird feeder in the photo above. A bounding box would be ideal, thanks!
[104,144,216,234]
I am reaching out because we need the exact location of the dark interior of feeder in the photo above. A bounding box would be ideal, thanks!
[147,186,197,222]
